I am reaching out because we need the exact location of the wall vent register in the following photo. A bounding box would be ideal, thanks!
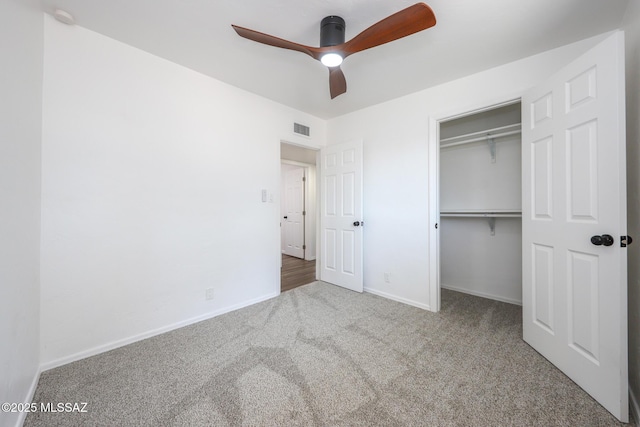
[293,123,310,137]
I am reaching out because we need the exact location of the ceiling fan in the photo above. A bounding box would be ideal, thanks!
[231,3,436,99]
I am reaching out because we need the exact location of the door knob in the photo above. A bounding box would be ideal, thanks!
[283,216,288,219]
[591,234,614,246]
[353,221,360,226]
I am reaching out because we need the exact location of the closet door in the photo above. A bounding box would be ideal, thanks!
[522,32,627,422]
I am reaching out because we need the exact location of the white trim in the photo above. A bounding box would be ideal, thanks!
[281,252,316,262]
[280,138,322,151]
[40,292,279,372]
[14,368,41,427]
[364,287,431,311]
[428,117,440,313]
[441,283,522,306]
[280,143,320,275]
[630,387,640,427]
[437,97,523,124]
[614,31,630,424]
[281,159,314,168]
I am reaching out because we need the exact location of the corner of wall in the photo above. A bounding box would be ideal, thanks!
[630,386,640,426]
[0,1,43,426]
[14,370,42,427]
[623,0,640,420]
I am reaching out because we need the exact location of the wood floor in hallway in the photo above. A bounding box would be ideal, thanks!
[281,254,316,292]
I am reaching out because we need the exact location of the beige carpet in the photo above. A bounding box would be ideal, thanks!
[25,282,628,426]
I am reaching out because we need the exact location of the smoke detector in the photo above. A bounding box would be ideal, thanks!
[53,9,75,25]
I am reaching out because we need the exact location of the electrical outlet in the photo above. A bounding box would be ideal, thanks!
[205,288,215,300]
[384,273,391,283]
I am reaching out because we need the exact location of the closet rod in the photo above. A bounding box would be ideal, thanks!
[440,213,522,218]
[440,123,521,144]
[440,129,521,149]
[440,209,522,218]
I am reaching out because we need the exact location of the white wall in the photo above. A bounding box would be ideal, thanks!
[0,1,42,426]
[327,33,609,310]
[622,0,640,422]
[440,127,522,304]
[440,217,522,304]
[40,16,325,368]
[440,138,521,211]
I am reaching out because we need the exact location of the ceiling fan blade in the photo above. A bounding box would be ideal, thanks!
[329,66,347,99]
[341,3,436,58]
[231,25,324,60]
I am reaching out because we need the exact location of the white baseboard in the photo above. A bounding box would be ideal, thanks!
[40,291,279,372]
[440,283,522,306]
[363,287,431,311]
[281,251,316,262]
[631,387,640,427]
[15,368,41,427]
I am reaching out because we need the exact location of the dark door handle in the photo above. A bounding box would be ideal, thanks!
[591,234,614,246]
[283,216,288,219]
[353,221,360,227]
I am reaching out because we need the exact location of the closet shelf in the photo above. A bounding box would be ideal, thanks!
[440,123,521,149]
[440,209,522,218]
[440,210,521,235]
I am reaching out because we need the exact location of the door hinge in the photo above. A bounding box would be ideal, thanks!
[302,176,306,182]
[621,235,633,247]
[303,211,306,216]
[303,245,306,250]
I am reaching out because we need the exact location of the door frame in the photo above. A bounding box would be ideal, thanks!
[280,141,321,286]
[428,96,523,313]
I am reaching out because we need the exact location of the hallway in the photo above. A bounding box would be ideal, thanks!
[281,254,316,292]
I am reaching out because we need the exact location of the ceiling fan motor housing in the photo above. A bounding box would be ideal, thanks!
[320,16,345,47]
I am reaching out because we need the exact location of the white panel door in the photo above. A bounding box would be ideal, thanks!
[320,140,363,292]
[522,32,627,422]
[283,167,305,259]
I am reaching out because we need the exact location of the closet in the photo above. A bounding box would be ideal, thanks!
[439,103,522,305]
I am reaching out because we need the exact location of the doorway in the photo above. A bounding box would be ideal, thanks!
[438,101,523,305]
[280,142,319,291]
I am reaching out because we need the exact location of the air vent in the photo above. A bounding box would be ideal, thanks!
[294,123,310,137]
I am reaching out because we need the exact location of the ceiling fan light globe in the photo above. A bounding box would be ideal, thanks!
[320,53,343,67]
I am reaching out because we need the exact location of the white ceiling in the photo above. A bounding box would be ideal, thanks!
[38,0,630,119]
